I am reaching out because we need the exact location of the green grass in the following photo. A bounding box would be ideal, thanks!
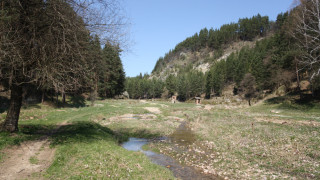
[145,99,320,179]
[46,121,174,179]
[0,100,175,179]
[1,98,319,179]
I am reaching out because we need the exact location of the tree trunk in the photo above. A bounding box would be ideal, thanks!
[90,72,98,106]
[22,87,27,106]
[1,85,23,132]
[62,91,66,104]
[51,89,54,102]
[310,79,315,97]
[42,91,45,104]
[295,59,302,99]
[248,99,251,106]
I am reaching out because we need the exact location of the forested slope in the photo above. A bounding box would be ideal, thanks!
[126,10,320,101]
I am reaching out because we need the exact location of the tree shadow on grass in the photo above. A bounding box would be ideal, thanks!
[264,94,319,111]
[22,104,42,110]
[265,96,287,105]
[0,124,48,150]
[66,95,86,108]
[17,121,160,147]
[43,95,87,109]
[113,127,162,140]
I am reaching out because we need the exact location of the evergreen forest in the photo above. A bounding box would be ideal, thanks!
[125,11,320,102]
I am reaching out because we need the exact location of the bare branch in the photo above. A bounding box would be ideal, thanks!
[289,0,320,80]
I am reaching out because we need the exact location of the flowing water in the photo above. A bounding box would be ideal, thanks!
[122,122,219,180]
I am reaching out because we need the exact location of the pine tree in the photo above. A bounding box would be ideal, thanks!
[166,74,177,97]
[199,28,209,48]
[177,75,188,101]
[100,43,125,98]
[205,71,214,98]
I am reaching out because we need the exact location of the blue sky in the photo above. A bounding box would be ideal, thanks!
[121,0,294,77]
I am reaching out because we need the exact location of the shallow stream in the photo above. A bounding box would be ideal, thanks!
[122,122,219,180]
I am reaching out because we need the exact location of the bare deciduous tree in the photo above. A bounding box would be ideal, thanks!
[70,0,130,48]
[239,73,257,106]
[290,0,320,80]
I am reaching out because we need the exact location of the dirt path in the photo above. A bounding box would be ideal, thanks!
[0,121,68,180]
[0,139,55,180]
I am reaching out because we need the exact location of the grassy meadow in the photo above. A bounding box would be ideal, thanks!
[0,97,319,179]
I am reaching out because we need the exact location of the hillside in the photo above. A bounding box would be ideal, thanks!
[150,14,271,78]
[151,37,264,80]
[126,10,319,102]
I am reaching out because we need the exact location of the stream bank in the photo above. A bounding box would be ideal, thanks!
[122,121,221,180]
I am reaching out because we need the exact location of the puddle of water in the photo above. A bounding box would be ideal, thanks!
[122,137,216,180]
[170,121,196,146]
